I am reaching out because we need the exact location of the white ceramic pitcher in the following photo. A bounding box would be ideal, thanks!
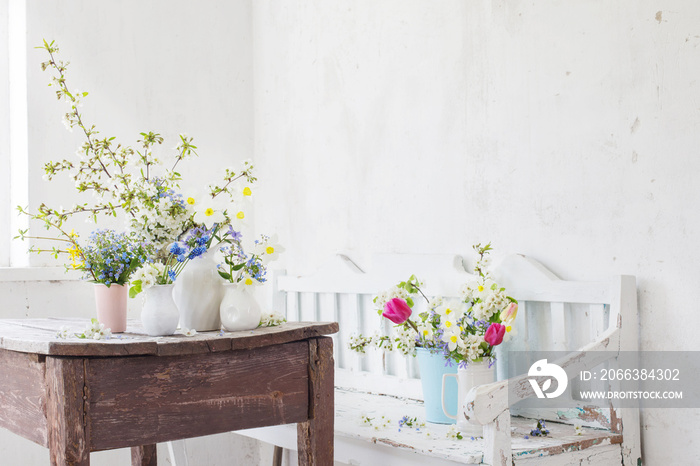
[441,361,494,436]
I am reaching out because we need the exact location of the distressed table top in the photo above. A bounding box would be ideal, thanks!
[0,318,338,357]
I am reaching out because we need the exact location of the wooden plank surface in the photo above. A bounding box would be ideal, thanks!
[86,341,311,450]
[0,318,337,357]
[0,349,48,447]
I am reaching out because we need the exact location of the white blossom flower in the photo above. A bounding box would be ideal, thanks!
[259,312,286,327]
[435,300,465,322]
[255,234,285,263]
[446,424,464,440]
[194,197,226,227]
[56,326,70,339]
[441,327,465,352]
[416,321,434,341]
[236,271,262,290]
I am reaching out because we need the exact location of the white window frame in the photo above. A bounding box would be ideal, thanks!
[2,0,30,269]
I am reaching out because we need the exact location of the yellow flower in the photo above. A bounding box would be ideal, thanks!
[67,244,83,269]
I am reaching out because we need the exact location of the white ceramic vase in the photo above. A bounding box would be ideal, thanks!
[140,284,179,336]
[220,284,262,332]
[172,248,224,331]
[441,360,495,436]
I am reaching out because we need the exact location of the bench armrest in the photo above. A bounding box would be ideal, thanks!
[465,325,621,426]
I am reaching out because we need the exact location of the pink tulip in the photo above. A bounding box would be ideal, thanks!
[485,322,506,346]
[500,302,518,323]
[382,298,412,325]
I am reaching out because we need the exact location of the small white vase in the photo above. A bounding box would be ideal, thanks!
[140,284,179,336]
[172,248,224,331]
[220,284,262,332]
[442,360,495,436]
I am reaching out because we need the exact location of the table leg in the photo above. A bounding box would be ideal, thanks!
[131,444,157,466]
[297,337,334,466]
[46,357,90,465]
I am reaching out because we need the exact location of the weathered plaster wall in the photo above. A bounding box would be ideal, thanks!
[0,0,274,464]
[252,1,700,464]
[21,0,255,265]
[3,0,699,464]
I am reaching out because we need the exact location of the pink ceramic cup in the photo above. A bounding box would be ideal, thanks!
[94,283,127,333]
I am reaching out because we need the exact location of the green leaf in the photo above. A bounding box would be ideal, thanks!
[129,280,142,298]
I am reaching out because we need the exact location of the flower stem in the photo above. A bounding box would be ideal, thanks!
[406,318,420,336]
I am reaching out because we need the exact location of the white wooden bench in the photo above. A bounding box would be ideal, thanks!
[237,252,642,465]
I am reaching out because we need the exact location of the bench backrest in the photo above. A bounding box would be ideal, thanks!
[273,253,637,427]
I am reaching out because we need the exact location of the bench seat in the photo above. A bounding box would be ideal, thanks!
[241,387,624,466]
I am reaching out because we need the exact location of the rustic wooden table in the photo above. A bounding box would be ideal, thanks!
[0,318,338,465]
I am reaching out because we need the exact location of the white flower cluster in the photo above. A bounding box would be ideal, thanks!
[82,319,112,340]
[462,334,486,362]
[131,262,166,289]
[347,332,396,354]
[56,319,112,340]
[393,324,417,355]
[446,425,463,440]
[348,333,373,354]
[460,279,511,321]
[125,181,191,251]
[259,312,286,327]
[360,414,392,431]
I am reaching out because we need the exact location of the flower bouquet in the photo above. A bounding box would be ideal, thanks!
[216,229,285,331]
[349,243,518,367]
[349,243,518,425]
[77,229,151,332]
[15,40,285,334]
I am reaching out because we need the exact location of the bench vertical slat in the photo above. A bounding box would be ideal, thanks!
[588,304,606,340]
[298,292,317,322]
[528,301,550,352]
[359,293,384,375]
[318,292,339,367]
[520,301,529,350]
[339,293,361,372]
[286,291,300,322]
[550,302,567,351]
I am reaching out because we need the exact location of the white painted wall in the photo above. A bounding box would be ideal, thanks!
[0,0,276,464]
[2,0,699,464]
[252,1,700,464]
[22,0,254,265]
